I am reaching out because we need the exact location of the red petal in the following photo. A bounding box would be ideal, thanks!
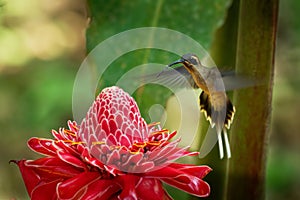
[79,178,120,200]
[133,161,155,173]
[145,165,211,197]
[11,160,41,196]
[116,174,139,200]
[52,129,66,141]
[168,163,212,179]
[54,140,81,157]
[106,133,118,146]
[80,147,105,170]
[26,157,83,179]
[31,179,60,200]
[67,120,79,132]
[109,119,118,135]
[106,149,121,163]
[161,177,210,197]
[119,134,131,147]
[101,118,110,136]
[135,178,167,200]
[27,137,57,156]
[120,153,144,172]
[57,150,88,170]
[57,172,99,199]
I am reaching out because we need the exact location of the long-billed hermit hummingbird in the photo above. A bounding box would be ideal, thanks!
[166,53,237,159]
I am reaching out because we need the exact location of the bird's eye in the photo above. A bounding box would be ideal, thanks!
[189,56,198,65]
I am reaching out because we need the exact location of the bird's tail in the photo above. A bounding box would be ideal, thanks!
[199,91,235,158]
[199,91,235,130]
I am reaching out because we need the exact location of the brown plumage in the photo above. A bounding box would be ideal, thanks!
[168,53,235,132]
[167,53,235,158]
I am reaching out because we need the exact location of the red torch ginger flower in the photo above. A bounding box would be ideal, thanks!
[12,86,211,200]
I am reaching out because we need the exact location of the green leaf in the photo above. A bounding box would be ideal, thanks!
[86,0,231,121]
[87,0,232,52]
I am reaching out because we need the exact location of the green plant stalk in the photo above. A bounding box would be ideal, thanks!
[225,0,278,199]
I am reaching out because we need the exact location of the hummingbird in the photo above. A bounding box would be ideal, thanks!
[166,53,237,159]
[138,53,257,158]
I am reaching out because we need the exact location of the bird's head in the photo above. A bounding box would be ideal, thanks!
[168,53,201,70]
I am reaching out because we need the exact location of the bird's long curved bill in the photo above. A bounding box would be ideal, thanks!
[168,59,183,67]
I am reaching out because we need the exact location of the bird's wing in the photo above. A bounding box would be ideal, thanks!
[141,65,198,89]
[135,64,261,92]
[205,67,263,91]
[222,74,263,91]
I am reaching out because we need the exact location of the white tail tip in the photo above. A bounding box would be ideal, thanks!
[217,130,224,159]
[223,129,231,158]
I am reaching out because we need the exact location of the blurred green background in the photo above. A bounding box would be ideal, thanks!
[0,0,299,199]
